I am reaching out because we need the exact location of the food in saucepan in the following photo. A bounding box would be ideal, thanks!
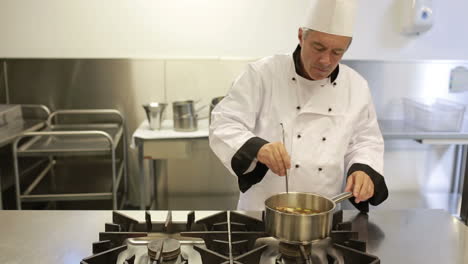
[275,206,320,215]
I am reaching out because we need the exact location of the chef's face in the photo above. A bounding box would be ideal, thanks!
[298,28,351,80]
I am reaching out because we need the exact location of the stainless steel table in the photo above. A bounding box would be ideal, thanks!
[0,209,466,264]
[379,120,468,224]
[132,119,209,210]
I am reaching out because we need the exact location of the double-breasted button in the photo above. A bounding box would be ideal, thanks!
[322,137,326,141]
[296,106,301,110]
[295,164,300,168]
[292,77,296,81]
[297,134,301,139]
[318,168,323,172]
[328,108,332,112]
[333,82,337,86]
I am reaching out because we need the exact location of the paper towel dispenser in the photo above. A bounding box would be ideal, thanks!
[400,0,434,35]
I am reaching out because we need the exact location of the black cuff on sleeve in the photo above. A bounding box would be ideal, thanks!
[231,137,269,193]
[347,163,389,212]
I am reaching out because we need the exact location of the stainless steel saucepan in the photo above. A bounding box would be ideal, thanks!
[172,100,207,132]
[264,191,353,244]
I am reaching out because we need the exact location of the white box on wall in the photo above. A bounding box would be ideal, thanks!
[400,0,434,35]
[450,66,468,93]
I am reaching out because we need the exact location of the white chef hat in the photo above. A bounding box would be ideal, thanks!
[303,0,357,37]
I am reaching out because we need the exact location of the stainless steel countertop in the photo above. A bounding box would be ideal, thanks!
[344,209,468,264]
[0,209,466,264]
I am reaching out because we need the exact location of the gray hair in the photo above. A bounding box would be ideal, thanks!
[301,27,314,40]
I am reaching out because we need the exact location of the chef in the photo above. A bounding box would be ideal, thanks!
[209,0,388,212]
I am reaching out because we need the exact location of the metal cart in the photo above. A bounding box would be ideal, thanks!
[12,109,128,210]
[0,104,50,209]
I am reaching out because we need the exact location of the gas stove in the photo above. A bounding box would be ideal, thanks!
[80,210,379,264]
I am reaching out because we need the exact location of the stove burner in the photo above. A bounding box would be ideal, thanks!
[81,210,381,264]
[278,242,312,259]
[148,238,181,261]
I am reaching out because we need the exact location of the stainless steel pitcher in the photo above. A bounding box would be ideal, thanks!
[173,100,197,132]
[143,102,167,130]
[172,100,207,132]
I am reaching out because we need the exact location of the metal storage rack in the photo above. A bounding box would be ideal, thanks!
[12,109,128,210]
[0,104,50,209]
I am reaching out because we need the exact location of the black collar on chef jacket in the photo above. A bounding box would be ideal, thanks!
[292,44,339,84]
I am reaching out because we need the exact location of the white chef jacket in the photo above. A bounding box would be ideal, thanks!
[209,50,385,211]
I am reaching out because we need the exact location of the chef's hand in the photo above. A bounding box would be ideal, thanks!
[345,171,374,203]
[257,142,291,176]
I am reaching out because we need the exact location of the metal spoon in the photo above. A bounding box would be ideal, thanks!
[280,123,289,193]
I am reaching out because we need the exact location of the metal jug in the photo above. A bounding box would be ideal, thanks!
[143,102,167,130]
[172,100,208,132]
[172,100,198,132]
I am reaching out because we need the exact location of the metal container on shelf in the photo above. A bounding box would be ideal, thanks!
[143,102,167,130]
[172,100,206,132]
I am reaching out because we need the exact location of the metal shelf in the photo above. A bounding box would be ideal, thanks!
[21,160,125,205]
[0,157,47,191]
[16,124,123,156]
[0,120,46,148]
[12,109,128,210]
[0,104,50,209]
[0,104,50,148]
[379,119,468,142]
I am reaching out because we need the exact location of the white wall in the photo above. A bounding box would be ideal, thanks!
[348,0,468,60]
[0,0,304,58]
[1,0,468,60]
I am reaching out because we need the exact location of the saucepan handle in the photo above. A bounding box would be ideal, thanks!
[179,105,208,118]
[195,104,209,119]
[331,192,354,203]
[195,104,208,113]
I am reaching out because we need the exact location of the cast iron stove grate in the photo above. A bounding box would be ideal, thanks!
[81,210,380,264]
